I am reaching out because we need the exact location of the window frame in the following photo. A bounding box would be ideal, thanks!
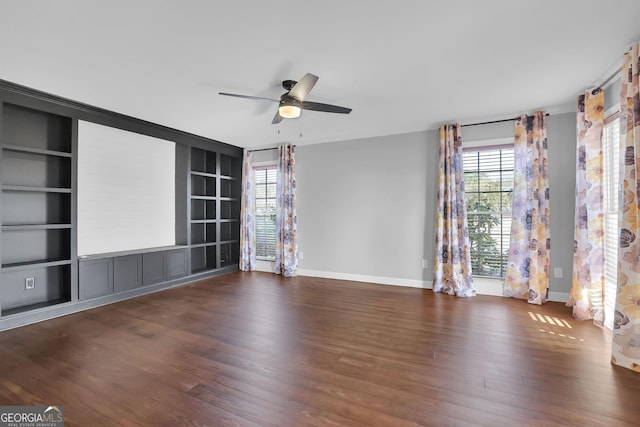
[462,138,514,279]
[253,162,277,261]
[603,110,620,330]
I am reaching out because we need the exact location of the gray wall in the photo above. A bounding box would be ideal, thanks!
[251,148,277,164]
[295,111,577,295]
[546,112,578,294]
[296,131,438,283]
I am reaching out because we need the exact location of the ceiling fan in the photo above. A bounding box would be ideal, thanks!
[219,73,352,124]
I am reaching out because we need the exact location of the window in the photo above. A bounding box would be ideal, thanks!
[254,167,277,259]
[463,146,514,278]
[603,116,620,330]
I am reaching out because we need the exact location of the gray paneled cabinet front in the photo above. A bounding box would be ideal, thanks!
[165,249,187,280]
[142,249,188,285]
[142,252,165,286]
[79,248,187,300]
[114,254,143,293]
[79,258,113,300]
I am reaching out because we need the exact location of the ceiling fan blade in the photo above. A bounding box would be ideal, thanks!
[272,110,283,124]
[219,92,279,102]
[287,73,319,101]
[301,101,352,114]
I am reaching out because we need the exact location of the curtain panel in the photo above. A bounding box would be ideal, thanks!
[433,124,475,297]
[239,149,256,271]
[611,43,640,373]
[567,89,606,322]
[275,144,298,277]
[504,112,551,305]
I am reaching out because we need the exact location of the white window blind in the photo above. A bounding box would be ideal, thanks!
[463,146,514,278]
[603,117,620,330]
[255,167,277,259]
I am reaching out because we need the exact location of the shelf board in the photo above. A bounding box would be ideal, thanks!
[1,298,70,318]
[220,175,239,181]
[190,170,216,178]
[78,245,188,261]
[190,219,217,224]
[219,197,239,202]
[218,240,240,245]
[2,259,72,272]
[190,195,216,201]
[2,144,72,158]
[2,185,72,193]
[218,218,239,223]
[190,266,217,275]
[190,242,217,249]
[2,224,72,231]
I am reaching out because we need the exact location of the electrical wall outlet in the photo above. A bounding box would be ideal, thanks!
[554,268,563,278]
[422,259,429,269]
[25,277,35,290]
[299,251,304,260]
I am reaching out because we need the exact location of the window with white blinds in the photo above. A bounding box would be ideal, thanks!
[254,167,277,259]
[603,117,620,330]
[463,146,514,278]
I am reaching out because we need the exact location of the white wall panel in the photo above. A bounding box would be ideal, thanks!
[78,121,175,255]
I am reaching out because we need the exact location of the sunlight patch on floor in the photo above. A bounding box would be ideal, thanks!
[528,311,583,342]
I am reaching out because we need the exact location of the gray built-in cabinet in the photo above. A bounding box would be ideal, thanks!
[78,248,188,299]
[1,103,75,316]
[0,80,242,330]
[190,147,241,274]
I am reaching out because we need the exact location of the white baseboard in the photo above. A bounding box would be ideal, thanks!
[297,269,570,302]
[297,269,433,289]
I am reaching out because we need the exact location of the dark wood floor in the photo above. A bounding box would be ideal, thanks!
[0,272,638,426]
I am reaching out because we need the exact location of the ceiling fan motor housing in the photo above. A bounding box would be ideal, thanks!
[282,80,297,91]
[280,95,301,108]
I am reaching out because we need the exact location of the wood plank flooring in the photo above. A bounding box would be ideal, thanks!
[0,272,638,426]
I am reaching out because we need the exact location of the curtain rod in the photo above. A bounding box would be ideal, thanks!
[249,144,296,153]
[248,147,277,153]
[461,113,550,128]
[596,67,622,89]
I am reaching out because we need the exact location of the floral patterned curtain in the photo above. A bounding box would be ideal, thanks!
[432,124,475,297]
[275,144,298,277]
[504,112,550,305]
[239,149,256,271]
[567,89,605,323]
[612,43,640,373]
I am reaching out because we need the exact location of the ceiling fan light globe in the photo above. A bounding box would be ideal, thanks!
[279,105,301,119]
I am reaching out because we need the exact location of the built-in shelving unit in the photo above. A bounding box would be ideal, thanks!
[0,78,243,331]
[1,103,74,315]
[189,148,241,274]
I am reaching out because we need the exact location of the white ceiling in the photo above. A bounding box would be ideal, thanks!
[1,1,639,148]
